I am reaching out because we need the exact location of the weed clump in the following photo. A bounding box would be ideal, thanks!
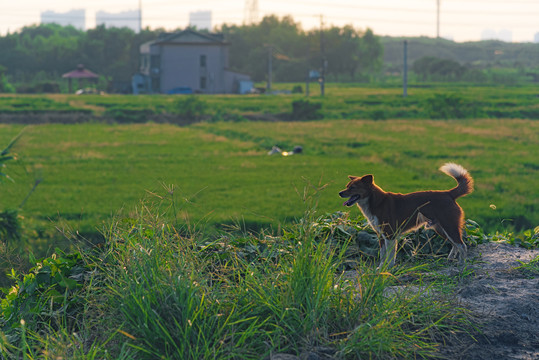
[175,96,208,119]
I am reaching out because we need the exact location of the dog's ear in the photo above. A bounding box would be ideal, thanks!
[361,174,373,184]
[348,175,358,180]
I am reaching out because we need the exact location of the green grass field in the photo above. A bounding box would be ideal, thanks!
[1,116,537,251]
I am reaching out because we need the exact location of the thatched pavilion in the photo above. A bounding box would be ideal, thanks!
[62,64,99,93]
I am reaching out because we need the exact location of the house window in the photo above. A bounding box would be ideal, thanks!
[200,55,207,67]
[200,76,207,89]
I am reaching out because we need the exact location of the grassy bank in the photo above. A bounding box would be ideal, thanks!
[1,198,476,359]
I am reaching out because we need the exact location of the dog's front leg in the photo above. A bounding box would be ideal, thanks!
[378,234,397,268]
[379,235,387,264]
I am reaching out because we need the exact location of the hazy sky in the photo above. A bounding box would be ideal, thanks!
[1,0,538,42]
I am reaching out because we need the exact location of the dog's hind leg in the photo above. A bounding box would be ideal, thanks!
[434,224,467,264]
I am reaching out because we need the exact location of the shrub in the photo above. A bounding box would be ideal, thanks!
[0,65,15,94]
[0,209,21,245]
[0,250,92,337]
[291,99,322,120]
[291,85,303,94]
[1,133,23,247]
[175,96,208,119]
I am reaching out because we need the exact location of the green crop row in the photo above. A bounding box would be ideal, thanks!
[1,84,538,121]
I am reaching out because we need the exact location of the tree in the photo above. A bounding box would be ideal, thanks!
[0,19,385,90]
[412,56,466,81]
[0,65,15,93]
[357,29,383,79]
[220,17,383,82]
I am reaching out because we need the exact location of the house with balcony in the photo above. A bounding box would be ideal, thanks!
[135,29,252,94]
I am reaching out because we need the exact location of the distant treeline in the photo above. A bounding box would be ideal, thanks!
[382,37,539,83]
[0,16,538,94]
[0,16,382,93]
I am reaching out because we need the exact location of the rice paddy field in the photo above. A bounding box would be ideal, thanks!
[0,84,538,359]
[1,85,537,252]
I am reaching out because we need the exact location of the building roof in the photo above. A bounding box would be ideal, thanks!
[141,29,228,50]
[62,64,99,79]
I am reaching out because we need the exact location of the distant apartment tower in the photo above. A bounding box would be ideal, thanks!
[534,32,539,43]
[96,10,140,32]
[41,9,86,30]
[189,11,212,31]
[497,29,512,43]
[481,28,512,42]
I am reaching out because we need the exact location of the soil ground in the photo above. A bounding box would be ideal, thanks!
[440,242,539,360]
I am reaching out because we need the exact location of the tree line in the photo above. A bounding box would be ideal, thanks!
[1,15,535,94]
[0,16,383,93]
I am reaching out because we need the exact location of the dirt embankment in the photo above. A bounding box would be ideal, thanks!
[441,242,539,360]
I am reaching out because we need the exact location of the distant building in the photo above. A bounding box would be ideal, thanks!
[137,29,251,94]
[498,29,512,42]
[534,32,539,43]
[96,10,140,32]
[481,29,497,40]
[41,9,86,30]
[481,28,512,42]
[189,11,212,31]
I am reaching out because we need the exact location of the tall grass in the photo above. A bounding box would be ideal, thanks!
[0,188,474,359]
[4,188,480,359]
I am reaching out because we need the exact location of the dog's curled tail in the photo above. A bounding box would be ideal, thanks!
[439,163,474,199]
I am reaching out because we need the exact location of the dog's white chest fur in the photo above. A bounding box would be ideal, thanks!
[356,199,380,232]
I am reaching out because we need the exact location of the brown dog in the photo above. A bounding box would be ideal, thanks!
[339,163,474,267]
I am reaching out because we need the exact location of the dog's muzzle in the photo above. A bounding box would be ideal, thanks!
[340,192,361,207]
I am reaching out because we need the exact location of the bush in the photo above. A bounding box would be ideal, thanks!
[0,65,15,94]
[175,96,208,119]
[291,85,303,94]
[0,75,15,94]
[0,209,21,245]
[16,82,60,94]
[291,99,322,120]
[0,250,92,338]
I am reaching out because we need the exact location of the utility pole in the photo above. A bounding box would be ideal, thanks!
[138,0,142,32]
[403,40,408,97]
[319,14,325,96]
[267,45,272,93]
[436,0,440,38]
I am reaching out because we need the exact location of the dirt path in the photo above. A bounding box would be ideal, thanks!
[441,242,539,360]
